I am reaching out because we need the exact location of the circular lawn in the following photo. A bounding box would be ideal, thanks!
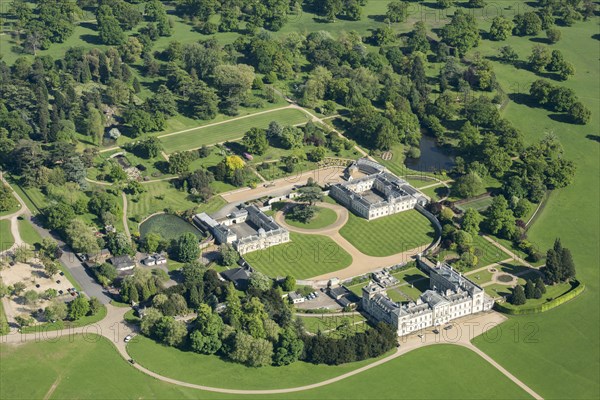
[284,206,338,230]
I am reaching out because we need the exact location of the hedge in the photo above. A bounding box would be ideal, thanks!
[494,280,585,315]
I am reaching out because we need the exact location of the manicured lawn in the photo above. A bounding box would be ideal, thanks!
[0,220,14,251]
[339,210,436,257]
[126,180,226,227]
[471,234,512,268]
[139,213,203,242]
[17,218,43,247]
[0,335,532,399]
[128,334,390,390]
[456,196,495,212]
[390,267,428,285]
[298,314,366,335]
[466,268,495,286]
[285,206,338,230]
[20,305,107,334]
[161,108,309,153]
[420,184,449,202]
[244,232,352,279]
[0,302,9,335]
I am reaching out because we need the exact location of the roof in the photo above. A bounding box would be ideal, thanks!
[329,286,349,298]
[109,255,135,268]
[219,268,252,289]
[289,292,303,300]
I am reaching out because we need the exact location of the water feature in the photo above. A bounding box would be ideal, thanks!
[405,135,455,173]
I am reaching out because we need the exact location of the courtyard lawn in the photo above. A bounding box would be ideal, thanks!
[456,196,495,212]
[390,267,428,285]
[299,314,367,335]
[161,108,309,153]
[339,210,436,257]
[139,213,203,242]
[0,220,14,251]
[284,206,338,230]
[244,232,352,279]
[472,234,512,268]
[17,218,43,247]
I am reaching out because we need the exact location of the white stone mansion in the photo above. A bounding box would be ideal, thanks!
[330,159,427,220]
[194,204,290,255]
[362,262,494,336]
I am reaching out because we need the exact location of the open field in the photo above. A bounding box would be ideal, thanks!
[139,213,203,242]
[471,15,600,399]
[0,220,14,250]
[339,210,436,257]
[17,218,43,247]
[285,206,338,230]
[244,232,353,279]
[0,335,532,399]
[471,234,512,268]
[161,108,310,153]
[420,183,449,202]
[456,196,495,212]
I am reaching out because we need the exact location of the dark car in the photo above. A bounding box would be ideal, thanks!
[444,325,453,330]
[433,329,440,334]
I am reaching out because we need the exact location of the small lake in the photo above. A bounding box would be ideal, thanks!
[139,213,203,242]
[405,135,455,173]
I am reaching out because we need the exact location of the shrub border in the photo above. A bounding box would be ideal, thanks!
[493,280,585,315]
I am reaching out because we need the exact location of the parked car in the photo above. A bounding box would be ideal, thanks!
[444,325,453,330]
[124,335,133,343]
[433,329,440,334]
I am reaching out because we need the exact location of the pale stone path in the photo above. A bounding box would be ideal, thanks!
[481,235,536,269]
[272,201,430,281]
[0,307,542,399]
[121,192,131,240]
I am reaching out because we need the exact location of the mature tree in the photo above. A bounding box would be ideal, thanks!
[97,6,125,45]
[297,186,323,206]
[281,275,296,292]
[229,331,273,367]
[146,85,178,117]
[273,326,304,366]
[168,151,195,175]
[105,232,133,256]
[45,299,68,321]
[23,290,39,306]
[242,128,269,155]
[485,195,516,239]
[568,102,591,125]
[187,81,219,120]
[407,21,430,54]
[453,173,483,198]
[190,303,223,354]
[65,220,100,255]
[524,279,535,299]
[153,316,188,347]
[218,244,239,266]
[528,45,551,73]
[513,12,542,36]
[511,285,526,305]
[386,1,408,23]
[68,296,90,320]
[535,277,546,294]
[43,258,60,277]
[546,28,561,43]
[440,10,480,56]
[175,232,200,263]
[489,17,514,41]
[249,271,272,292]
[462,208,483,235]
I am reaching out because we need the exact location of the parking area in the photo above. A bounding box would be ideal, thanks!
[295,290,341,311]
[1,259,74,324]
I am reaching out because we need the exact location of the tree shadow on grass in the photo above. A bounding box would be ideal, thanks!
[79,34,102,46]
[529,37,551,44]
[507,92,537,108]
[586,134,600,143]
[548,113,572,124]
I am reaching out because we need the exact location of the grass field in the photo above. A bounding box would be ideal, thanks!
[139,213,203,242]
[339,210,436,257]
[0,220,14,251]
[128,334,389,390]
[0,302,8,335]
[0,335,532,399]
[17,217,43,247]
[161,108,310,153]
[471,234,512,268]
[420,184,449,202]
[244,232,352,279]
[299,314,367,335]
[284,206,338,230]
[470,15,600,399]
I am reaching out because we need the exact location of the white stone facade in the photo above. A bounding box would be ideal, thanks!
[362,263,494,336]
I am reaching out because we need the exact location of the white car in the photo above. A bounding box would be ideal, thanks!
[124,335,133,343]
